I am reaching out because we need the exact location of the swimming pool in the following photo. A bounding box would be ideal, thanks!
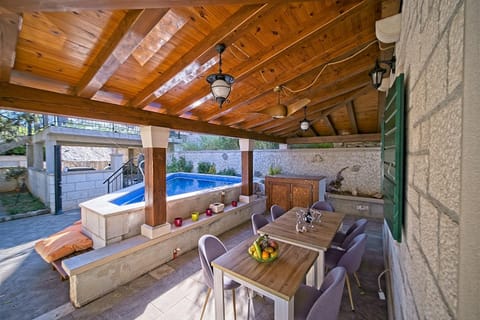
[110,172,241,206]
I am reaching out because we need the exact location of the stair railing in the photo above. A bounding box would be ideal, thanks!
[103,159,143,193]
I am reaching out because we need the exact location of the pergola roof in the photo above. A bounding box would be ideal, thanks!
[0,0,400,144]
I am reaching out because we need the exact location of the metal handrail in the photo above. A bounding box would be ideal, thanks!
[103,158,143,193]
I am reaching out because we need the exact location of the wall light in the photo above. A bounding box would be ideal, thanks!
[206,43,234,108]
[369,56,396,89]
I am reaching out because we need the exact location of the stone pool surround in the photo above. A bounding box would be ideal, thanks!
[64,195,266,307]
[80,181,245,248]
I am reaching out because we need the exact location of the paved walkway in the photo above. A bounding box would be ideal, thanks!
[0,211,387,320]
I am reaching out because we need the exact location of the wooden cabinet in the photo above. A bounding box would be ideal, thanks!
[265,175,326,211]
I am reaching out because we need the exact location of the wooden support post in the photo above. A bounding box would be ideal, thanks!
[241,150,253,196]
[144,147,166,226]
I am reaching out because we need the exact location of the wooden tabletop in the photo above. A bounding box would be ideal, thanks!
[258,207,345,251]
[211,235,318,301]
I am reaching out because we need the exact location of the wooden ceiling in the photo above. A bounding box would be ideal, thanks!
[0,0,400,144]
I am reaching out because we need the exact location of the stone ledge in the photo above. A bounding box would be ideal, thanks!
[62,197,266,307]
[0,208,50,223]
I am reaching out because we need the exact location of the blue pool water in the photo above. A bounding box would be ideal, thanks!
[110,172,241,206]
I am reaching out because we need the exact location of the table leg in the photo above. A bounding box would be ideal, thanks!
[315,251,325,289]
[274,296,294,320]
[213,267,225,320]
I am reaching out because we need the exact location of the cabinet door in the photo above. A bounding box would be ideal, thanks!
[269,182,291,211]
[291,182,313,208]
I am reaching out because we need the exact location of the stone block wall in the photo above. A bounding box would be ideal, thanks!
[385,1,469,319]
[28,168,112,212]
[172,147,381,196]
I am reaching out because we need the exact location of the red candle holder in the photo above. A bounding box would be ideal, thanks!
[174,217,183,227]
[206,208,213,216]
[231,200,238,207]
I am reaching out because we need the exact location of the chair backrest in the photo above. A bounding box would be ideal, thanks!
[251,213,269,234]
[310,200,334,212]
[336,233,367,274]
[307,266,346,320]
[270,204,286,221]
[198,234,228,289]
[340,218,367,248]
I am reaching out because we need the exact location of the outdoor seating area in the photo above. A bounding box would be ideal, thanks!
[0,208,387,320]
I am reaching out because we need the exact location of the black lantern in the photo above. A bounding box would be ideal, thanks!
[369,56,396,89]
[206,43,234,108]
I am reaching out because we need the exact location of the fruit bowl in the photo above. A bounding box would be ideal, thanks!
[248,235,279,263]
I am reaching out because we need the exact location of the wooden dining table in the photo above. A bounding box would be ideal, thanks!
[211,235,318,320]
[258,207,345,289]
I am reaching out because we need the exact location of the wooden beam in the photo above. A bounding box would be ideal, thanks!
[76,9,169,98]
[144,147,167,226]
[0,13,21,82]
[346,101,359,134]
[130,4,269,108]
[0,0,318,12]
[198,0,370,121]
[0,83,285,143]
[322,114,337,135]
[287,133,381,144]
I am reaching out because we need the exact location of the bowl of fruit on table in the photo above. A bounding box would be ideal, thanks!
[248,235,279,263]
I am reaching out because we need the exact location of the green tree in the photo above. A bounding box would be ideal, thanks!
[0,111,36,142]
[182,135,239,150]
[254,141,279,149]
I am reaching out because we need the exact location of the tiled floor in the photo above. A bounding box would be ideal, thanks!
[0,211,387,319]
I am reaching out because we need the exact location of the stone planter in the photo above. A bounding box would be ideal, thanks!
[325,192,384,220]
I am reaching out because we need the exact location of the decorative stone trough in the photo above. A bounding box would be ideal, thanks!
[325,192,384,219]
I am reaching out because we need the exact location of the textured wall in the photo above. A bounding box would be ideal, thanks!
[385,1,465,319]
[171,147,381,196]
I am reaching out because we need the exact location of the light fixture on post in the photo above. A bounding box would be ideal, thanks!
[206,43,234,108]
[299,106,310,131]
[369,56,396,89]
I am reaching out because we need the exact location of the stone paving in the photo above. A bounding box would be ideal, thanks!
[0,210,387,320]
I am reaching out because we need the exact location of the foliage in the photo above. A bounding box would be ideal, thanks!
[0,111,37,142]
[182,136,239,150]
[289,143,334,149]
[5,167,27,187]
[267,164,282,175]
[217,168,237,176]
[254,141,279,149]
[3,145,26,155]
[198,161,216,174]
[167,156,193,173]
[0,191,46,215]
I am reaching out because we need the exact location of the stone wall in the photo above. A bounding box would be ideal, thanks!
[171,147,381,196]
[28,168,112,212]
[385,1,469,319]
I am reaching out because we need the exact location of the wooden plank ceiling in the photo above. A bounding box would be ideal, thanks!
[0,0,400,144]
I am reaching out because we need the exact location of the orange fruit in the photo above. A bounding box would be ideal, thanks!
[261,251,270,260]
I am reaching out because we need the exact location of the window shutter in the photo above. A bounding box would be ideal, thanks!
[381,73,405,242]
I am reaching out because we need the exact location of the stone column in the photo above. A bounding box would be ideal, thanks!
[32,142,43,170]
[239,139,256,203]
[44,139,56,174]
[279,143,288,150]
[110,153,123,171]
[139,126,171,239]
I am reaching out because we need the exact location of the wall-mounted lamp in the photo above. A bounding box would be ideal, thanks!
[206,43,234,108]
[369,56,396,89]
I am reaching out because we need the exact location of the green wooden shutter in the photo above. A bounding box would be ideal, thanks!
[381,73,405,242]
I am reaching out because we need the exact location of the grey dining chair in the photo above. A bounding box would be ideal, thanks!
[270,204,286,221]
[325,233,367,311]
[310,200,335,212]
[251,212,269,234]
[294,266,346,320]
[332,218,368,248]
[198,234,241,320]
